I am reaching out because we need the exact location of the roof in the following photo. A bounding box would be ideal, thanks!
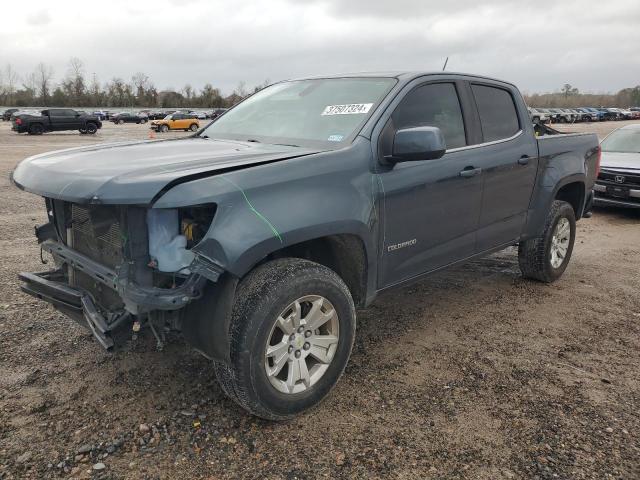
[287,71,518,88]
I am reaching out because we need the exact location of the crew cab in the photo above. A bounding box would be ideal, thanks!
[12,72,599,420]
[150,112,200,132]
[12,108,102,135]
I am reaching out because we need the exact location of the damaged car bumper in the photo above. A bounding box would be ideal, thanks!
[18,239,220,349]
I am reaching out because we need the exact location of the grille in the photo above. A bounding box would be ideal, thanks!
[69,204,124,311]
[598,170,640,188]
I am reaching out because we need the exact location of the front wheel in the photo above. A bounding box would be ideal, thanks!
[85,122,98,134]
[159,124,169,133]
[518,200,576,283]
[118,119,124,125]
[214,258,356,420]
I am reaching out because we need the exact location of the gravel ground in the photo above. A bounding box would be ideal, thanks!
[0,120,639,480]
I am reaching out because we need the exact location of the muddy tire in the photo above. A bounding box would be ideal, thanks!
[213,258,356,420]
[28,123,44,135]
[518,200,576,283]
[85,122,98,134]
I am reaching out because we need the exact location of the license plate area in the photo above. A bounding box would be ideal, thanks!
[606,185,630,198]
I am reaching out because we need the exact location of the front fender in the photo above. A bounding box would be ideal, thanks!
[153,138,379,279]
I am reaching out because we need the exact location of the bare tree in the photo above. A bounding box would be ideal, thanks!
[66,57,86,104]
[1,64,20,105]
[35,62,54,105]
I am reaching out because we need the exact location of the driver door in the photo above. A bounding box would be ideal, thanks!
[378,81,483,287]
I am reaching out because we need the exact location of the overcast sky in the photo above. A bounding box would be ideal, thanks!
[2,0,639,95]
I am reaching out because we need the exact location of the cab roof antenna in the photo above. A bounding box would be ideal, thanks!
[442,57,449,71]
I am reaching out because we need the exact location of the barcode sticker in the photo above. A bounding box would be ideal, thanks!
[321,103,373,115]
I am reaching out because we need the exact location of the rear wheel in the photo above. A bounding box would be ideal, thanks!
[189,123,198,132]
[28,123,44,135]
[518,200,576,283]
[213,258,356,420]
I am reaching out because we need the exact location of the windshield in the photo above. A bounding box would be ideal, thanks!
[201,77,396,148]
[163,114,173,120]
[601,129,640,154]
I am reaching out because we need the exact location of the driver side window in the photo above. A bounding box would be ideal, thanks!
[392,82,467,150]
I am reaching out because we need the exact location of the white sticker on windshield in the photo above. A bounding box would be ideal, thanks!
[321,103,373,116]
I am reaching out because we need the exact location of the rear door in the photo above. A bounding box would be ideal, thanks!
[468,83,539,251]
[49,109,81,131]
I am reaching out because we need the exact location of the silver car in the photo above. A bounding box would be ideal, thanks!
[593,124,640,208]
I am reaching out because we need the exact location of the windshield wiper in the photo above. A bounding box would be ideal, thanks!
[246,139,260,143]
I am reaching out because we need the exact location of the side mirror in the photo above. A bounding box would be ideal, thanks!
[385,126,447,163]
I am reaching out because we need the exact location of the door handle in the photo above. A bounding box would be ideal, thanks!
[459,167,482,178]
[518,155,530,166]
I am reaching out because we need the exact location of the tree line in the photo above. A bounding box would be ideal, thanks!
[524,83,640,108]
[2,61,639,110]
[0,58,268,109]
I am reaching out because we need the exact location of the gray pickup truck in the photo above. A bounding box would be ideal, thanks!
[12,72,599,420]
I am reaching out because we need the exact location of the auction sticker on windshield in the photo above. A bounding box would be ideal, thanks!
[321,103,374,115]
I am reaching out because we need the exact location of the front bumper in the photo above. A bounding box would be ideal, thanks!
[594,183,640,209]
[40,240,213,312]
[19,240,223,349]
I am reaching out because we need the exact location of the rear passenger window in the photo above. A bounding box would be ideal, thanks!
[471,84,520,142]
[392,83,466,150]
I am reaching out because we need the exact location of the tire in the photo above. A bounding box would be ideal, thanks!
[213,258,356,420]
[85,122,98,134]
[189,123,198,132]
[28,123,44,135]
[532,117,540,124]
[518,200,576,283]
[79,128,87,134]
[118,119,124,125]
[159,124,169,133]
[140,118,147,124]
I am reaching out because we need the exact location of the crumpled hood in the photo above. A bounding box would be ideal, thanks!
[600,151,640,172]
[12,137,320,204]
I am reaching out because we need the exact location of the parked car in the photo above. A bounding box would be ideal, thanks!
[11,108,102,135]
[575,108,595,122]
[2,108,19,121]
[528,107,550,124]
[613,108,634,120]
[189,111,209,120]
[593,124,640,209]
[549,108,573,123]
[150,112,199,132]
[583,107,606,122]
[210,108,228,120]
[536,108,558,122]
[111,112,148,124]
[12,72,599,420]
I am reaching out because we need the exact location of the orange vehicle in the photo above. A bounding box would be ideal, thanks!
[150,113,200,132]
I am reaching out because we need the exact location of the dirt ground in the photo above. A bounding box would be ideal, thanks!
[0,120,639,480]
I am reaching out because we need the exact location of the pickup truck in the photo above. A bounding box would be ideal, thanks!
[12,108,102,135]
[12,72,599,420]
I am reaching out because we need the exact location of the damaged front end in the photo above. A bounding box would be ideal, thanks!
[19,198,224,351]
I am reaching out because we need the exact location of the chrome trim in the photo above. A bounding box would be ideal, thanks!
[594,183,640,198]
[446,130,523,154]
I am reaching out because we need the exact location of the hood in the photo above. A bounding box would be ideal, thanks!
[600,151,640,172]
[12,137,321,205]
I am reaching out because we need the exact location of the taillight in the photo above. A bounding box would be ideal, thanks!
[15,118,22,125]
[595,145,601,178]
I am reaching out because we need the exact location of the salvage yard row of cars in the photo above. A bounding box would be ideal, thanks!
[3,108,230,135]
[1,107,228,123]
[529,106,640,123]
